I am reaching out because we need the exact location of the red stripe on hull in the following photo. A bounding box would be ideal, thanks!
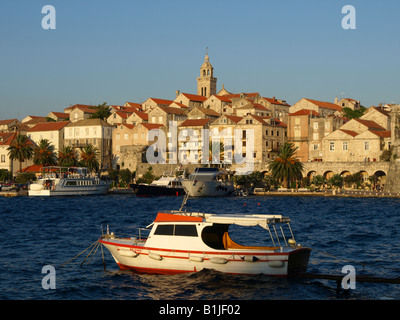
[117,263,195,275]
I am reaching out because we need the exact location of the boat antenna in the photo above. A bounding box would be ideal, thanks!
[178,168,199,213]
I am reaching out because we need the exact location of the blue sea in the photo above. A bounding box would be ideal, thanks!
[0,194,399,303]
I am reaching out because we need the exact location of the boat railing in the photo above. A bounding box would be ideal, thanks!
[102,225,150,243]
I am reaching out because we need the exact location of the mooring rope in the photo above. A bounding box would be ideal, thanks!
[59,239,100,268]
[311,247,400,272]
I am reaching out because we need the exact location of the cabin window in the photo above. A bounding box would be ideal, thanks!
[154,225,174,236]
[175,225,197,237]
[66,181,77,186]
[154,224,198,237]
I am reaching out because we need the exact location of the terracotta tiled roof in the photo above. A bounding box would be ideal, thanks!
[120,124,135,130]
[171,102,189,108]
[289,109,320,117]
[369,130,391,138]
[0,132,35,146]
[28,121,70,132]
[141,123,164,130]
[18,164,43,173]
[179,119,211,127]
[49,112,69,118]
[181,93,208,102]
[225,115,243,123]
[124,102,142,110]
[339,129,359,137]
[0,119,19,125]
[150,98,174,105]
[262,97,290,106]
[354,119,385,130]
[213,95,232,103]
[64,104,94,112]
[130,108,148,120]
[304,98,343,111]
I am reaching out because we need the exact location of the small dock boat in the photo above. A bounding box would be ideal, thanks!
[28,166,110,196]
[99,211,311,275]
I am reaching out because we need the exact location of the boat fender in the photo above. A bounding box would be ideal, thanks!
[268,260,284,268]
[210,257,228,264]
[119,249,138,258]
[189,256,204,262]
[149,253,162,261]
[243,256,258,262]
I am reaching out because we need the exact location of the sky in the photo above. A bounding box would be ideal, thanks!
[0,0,399,120]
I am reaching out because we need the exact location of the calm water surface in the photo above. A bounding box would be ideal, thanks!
[0,194,399,300]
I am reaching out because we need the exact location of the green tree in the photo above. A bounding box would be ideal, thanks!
[80,144,100,172]
[7,134,33,174]
[119,168,133,187]
[58,146,78,167]
[32,139,57,166]
[137,166,155,184]
[311,175,326,188]
[90,102,111,120]
[341,106,366,119]
[0,169,11,182]
[328,174,344,188]
[15,172,36,184]
[268,142,304,188]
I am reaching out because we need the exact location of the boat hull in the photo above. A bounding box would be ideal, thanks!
[131,184,185,197]
[100,239,311,276]
[28,185,109,196]
[181,180,234,197]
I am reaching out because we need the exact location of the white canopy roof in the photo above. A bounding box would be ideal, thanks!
[204,214,290,229]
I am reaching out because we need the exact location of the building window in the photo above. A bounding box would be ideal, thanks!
[1,155,5,162]
[343,141,348,151]
[364,141,369,151]
[313,122,318,130]
[313,133,319,140]
[265,129,268,136]
[329,142,335,151]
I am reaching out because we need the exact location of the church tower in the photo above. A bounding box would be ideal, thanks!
[197,53,217,97]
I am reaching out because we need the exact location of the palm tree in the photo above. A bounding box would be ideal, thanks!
[268,142,304,188]
[58,146,78,167]
[80,144,100,172]
[32,139,57,167]
[7,134,33,174]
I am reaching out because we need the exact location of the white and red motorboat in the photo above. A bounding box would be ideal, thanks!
[99,211,311,276]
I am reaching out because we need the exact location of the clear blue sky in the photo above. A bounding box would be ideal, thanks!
[0,0,399,120]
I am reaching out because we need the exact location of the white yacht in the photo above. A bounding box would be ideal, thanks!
[181,167,234,197]
[28,166,110,196]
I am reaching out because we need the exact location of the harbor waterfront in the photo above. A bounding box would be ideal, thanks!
[0,194,399,300]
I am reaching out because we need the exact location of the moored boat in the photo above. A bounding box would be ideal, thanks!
[181,167,234,197]
[130,173,185,197]
[99,211,311,276]
[28,166,110,196]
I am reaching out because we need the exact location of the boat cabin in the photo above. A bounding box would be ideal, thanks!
[144,212,296,252]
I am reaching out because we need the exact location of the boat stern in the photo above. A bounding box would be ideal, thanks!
[287,247,311,275]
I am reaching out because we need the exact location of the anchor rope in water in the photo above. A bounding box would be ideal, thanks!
[310,247,400,272]
[59,239,102,269]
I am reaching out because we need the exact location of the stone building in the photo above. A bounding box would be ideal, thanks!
[27,121,70,154]
[64,119,114,170]
[290,98,343,117]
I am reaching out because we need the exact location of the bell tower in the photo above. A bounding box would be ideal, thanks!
[197,50,217,97]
